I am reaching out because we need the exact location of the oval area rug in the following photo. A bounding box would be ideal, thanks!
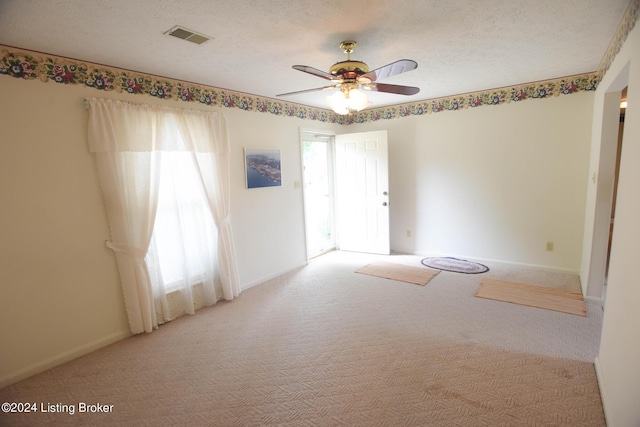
[421,257,489,274]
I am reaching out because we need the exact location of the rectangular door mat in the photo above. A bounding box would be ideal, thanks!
[356,261,439,286]
[475,279,587,316]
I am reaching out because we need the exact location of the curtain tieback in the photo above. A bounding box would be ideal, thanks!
[105,241,147,260]
[218,215,231,229]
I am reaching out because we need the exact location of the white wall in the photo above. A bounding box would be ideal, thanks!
[589,20,640,427]
[224,109,326,287]
[351,92,594,272]
[0,75,339,387]
[0,79,130,386]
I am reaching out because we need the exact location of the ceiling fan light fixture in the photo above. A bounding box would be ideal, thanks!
[348,89,368,111]
[327,90,350,115]
[327,87,369,115]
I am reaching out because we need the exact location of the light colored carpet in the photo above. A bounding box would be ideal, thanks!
[476,279,588,316]
[356,261,439,285]
[0,251,605,426]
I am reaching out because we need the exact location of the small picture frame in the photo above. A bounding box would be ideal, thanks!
[244,148,282,189]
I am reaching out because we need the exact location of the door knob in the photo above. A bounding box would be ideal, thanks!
[382,201,388,206]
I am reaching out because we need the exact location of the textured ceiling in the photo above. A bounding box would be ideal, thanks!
[0,0,631,110]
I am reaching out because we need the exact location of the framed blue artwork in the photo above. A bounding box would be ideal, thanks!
[244,148,282,189]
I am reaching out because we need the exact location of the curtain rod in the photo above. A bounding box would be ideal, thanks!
[82,98,221,117]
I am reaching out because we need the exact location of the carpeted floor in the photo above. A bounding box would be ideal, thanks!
[0,251,605,426]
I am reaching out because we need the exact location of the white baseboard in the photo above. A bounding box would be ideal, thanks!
[585,295,605,307]
[407,250,580,275]
[0,330,131,389]
[594,356,610,426]
[241,261,308,291]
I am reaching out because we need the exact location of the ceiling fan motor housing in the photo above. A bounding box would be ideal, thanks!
[330,41,369,80]
[329,60,369,80]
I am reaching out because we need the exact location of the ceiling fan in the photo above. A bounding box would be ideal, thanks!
[277,41,419,115]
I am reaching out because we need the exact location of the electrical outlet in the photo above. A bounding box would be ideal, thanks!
[546,242,554,251]
[406,230,412,238]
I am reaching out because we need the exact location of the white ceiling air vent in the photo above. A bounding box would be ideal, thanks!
[165,26,211,45]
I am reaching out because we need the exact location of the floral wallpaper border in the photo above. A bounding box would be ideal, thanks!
[2,0,637,130]
[0,45,343,123]
[597,0,639,78]
[348,73,599,123]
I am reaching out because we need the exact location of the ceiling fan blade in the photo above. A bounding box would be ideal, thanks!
[364,83,420,96]
[276,84,337,97]
[292,65,340,81]
[359,59,418,82]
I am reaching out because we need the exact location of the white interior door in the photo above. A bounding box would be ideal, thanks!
[335,130,390,255]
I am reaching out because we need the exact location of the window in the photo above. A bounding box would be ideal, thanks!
[87,97,240,333]
[148,151,218,293]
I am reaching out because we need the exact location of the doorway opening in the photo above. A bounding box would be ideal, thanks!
[583,58,629,302]
[603,87,627,302]
[301,129,391,259]
[301,132,336,259]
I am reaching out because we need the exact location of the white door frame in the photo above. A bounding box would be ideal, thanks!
[581,64,629,300]
[300,129,337,260]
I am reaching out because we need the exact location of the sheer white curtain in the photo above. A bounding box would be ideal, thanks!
[146,151,219,324]
[87,98,240,333]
